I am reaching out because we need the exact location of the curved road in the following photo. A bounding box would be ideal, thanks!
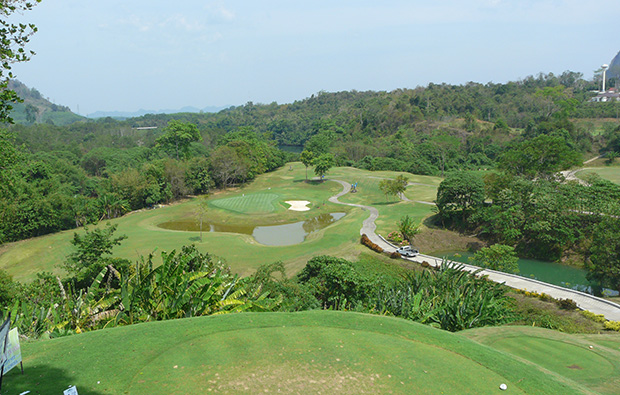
[328,178,620,321]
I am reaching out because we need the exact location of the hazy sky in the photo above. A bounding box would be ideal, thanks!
[10,0,620,115]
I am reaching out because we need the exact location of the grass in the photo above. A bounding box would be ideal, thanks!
[209,192,281,214]
[576,166,620,185]
[462,326,620,395]
[0,164,440,282]
[2,311,596,395]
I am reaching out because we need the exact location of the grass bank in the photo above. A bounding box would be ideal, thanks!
[4,311,606,395]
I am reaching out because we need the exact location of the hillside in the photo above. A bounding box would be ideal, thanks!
[7,80,84,125]
[6,311,617,394]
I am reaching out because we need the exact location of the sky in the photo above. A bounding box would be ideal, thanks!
[9,0,620,116]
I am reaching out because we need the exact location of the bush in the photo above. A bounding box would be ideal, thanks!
[604,321,620,331]
[580,310,608,323]
[389,251,401,259]
[297,256,374,309]
[556,298,578,310]
[370,260,514,332]
[361,234,384,253]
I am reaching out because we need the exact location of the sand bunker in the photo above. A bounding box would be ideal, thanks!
[286,200,311,211]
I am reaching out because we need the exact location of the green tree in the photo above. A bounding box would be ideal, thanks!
[0,1,40,123]
[398,215,420,245]
[469,244,519,274]
[587,217,620,293]
[436,172,485,225]
[156,120,201,160]
[63,223,129,287]
[498,134,581,179]
[430,134,460,177]
[299,149,314,181]
[313,153,334,179]
[194,197,209,242]
[379,175,408,202]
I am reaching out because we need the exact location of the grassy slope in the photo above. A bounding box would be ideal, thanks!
[3,311,593,395]
[0,164,438,282]
[576,166,620,185]
[462,326,620,395]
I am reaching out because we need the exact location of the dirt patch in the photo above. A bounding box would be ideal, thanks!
[567,364,583,370]
[415,228,486,255]
[209,362,385,394]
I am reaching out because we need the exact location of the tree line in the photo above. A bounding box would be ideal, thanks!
[0,122,287,243]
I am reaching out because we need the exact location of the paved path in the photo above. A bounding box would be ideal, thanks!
[328,178,620,321]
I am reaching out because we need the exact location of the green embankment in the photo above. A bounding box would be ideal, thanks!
[576,167,620,185]
[462,326,620,395]
[0,164,437,282]
[3,311,601,395]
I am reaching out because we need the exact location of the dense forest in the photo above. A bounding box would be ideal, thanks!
[2,71,620,246]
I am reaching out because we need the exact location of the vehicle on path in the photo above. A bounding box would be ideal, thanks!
[396,245,419,257]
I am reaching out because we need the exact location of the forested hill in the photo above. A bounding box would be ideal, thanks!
[7,80,84,126]
[123,70,616,145]
[2,70,620,244]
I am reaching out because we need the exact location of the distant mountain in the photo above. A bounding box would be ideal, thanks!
[87,105,230,120]
[609,50,620,82]
[7,80,85,126]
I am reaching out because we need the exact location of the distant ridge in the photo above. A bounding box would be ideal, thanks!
[8,80,84,125]
[87,105,230,119]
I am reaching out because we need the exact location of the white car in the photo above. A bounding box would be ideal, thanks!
[396,246,419,257]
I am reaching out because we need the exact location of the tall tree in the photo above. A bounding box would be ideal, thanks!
[0,0,40,123]
[379,175,408,201]
[498,134,581,179]
[470,244,519,274]
[587,217,620,293]
[299,150,314,181]
[156,120,201,160]
[436,171,484,225]
[313,153,334,180]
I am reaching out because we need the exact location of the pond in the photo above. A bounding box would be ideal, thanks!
[442,251,618,297]
[158,212,346,246]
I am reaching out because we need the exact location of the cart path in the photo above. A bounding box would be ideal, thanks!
[328,178,620,321]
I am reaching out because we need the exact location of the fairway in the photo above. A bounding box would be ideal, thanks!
[2,311,590,394]
[0,163,439,282]
[462,326,620,394]
[576,167,620,185]
[210,192,281,214]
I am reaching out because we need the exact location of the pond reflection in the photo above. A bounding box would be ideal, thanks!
[158,212,346,246]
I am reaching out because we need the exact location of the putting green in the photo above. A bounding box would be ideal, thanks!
[4,311,586,394]
[209,192,282,214]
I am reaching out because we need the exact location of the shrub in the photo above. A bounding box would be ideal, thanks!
[386,231,403,244]
[556,298,578,310]
[389,251,401,259]
[297,256,374,309]
[604,321,620,331]
[370,260,514,332]
[361,234,384,253]
[580,310,608,323]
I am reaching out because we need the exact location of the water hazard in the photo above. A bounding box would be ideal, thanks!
[158,212,346,246]
[443,251,618,297]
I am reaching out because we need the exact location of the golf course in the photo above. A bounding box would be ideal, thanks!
[3,163,620,394]
[0,164,439,282]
